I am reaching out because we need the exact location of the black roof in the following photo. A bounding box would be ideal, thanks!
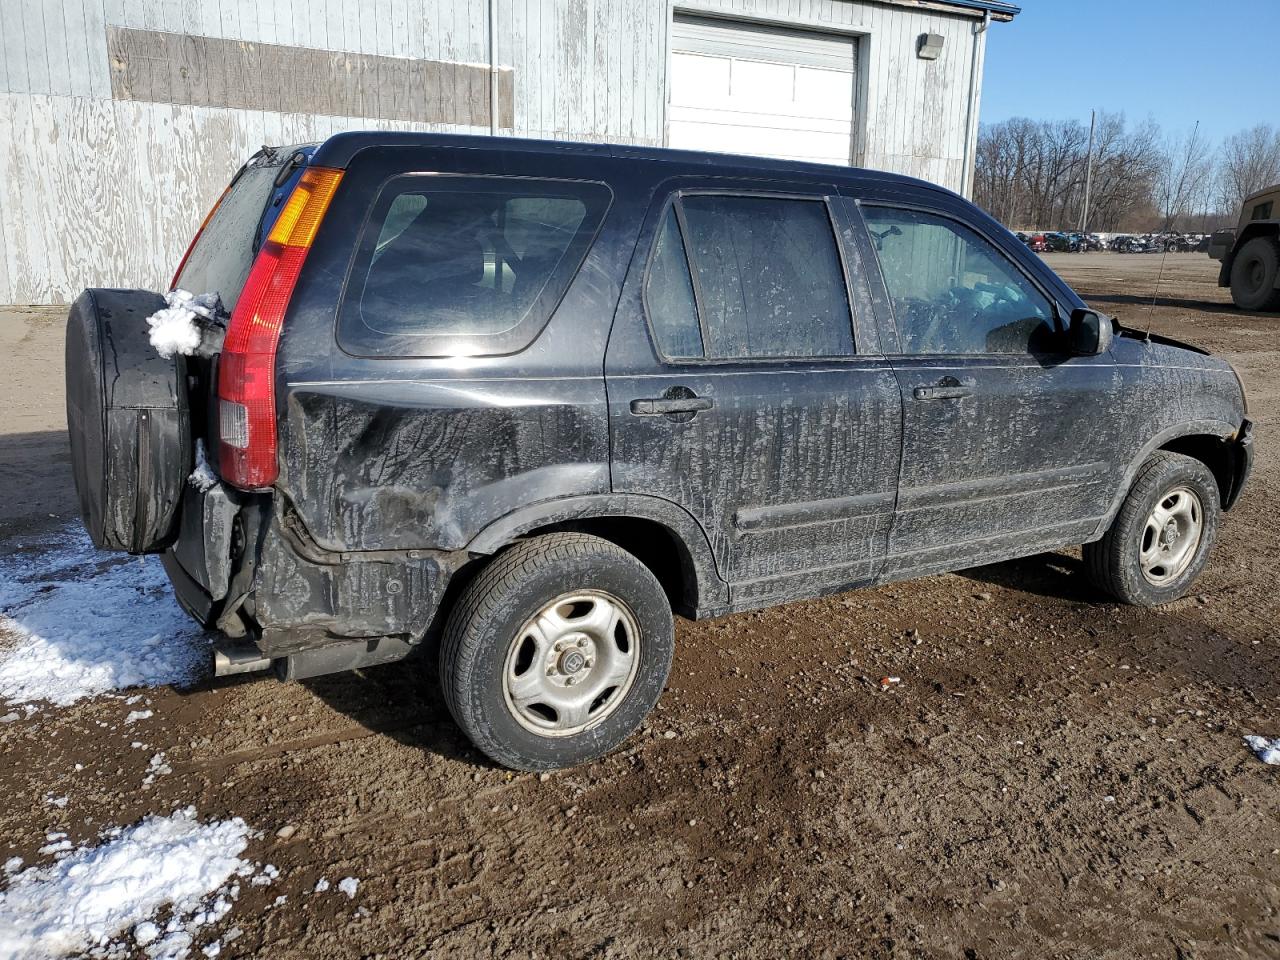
[308,130,956,198]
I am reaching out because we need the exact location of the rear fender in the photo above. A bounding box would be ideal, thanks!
[467,493,729,614]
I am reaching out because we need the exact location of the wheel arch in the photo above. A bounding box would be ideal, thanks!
[1236,220,1280,250]
[1092,420,1239,540]
[467,494,728,618]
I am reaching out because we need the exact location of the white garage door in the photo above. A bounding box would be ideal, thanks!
[667,15,857,166]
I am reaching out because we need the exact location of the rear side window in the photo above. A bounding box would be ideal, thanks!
[1252,200,1274,221]
[645,209,705,359]
[339,176,611,357]
[173,161,281,311]
[644,194,854,361]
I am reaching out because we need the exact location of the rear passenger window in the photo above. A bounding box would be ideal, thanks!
[644,194,854,360]
[645,208,704,359]
[339,176,611,357]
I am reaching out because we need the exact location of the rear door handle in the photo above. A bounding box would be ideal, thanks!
[630,396,714,415]
[913,385,973,401]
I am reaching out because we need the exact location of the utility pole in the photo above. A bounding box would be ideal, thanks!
[1078,109,1096,232]
[488,0,499,136]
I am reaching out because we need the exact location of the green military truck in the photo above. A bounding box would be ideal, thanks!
[1209,183,1280,312]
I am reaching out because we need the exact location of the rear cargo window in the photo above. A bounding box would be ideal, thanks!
[339,176,612,357]
[172,162,281,312]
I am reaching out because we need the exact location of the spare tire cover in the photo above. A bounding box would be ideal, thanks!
[65,288,192,554]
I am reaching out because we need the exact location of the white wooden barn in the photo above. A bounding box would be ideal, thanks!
[0,0,1018,304]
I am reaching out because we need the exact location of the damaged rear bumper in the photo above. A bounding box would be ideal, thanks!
[163,481,467,678]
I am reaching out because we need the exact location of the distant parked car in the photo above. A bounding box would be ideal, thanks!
[1111,234,1151,253]
[1027,233,1048,252]
[1045,232,1084,253]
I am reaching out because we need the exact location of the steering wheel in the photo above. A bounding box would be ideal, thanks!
[929,284,1021,351]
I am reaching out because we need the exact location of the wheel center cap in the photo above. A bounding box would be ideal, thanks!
[559,650,586,674]
[1162,519,1179,546]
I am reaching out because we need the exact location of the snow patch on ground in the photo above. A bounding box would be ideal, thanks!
[146,289,220,360]
[189,440,218,493]
[0,526,209,709]
[0,808,251,960]
[1245,735,1280,765]
[143,753,173,786]
[248,864,278,887]
[338,877,359,899]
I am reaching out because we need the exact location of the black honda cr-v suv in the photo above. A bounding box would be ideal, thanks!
[65,132,1252,770]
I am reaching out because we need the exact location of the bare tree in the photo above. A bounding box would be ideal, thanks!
[1086,115,1163,231]
[1156,122,1212,233]
[974,112,1162,231]
[1217,124,1280,212]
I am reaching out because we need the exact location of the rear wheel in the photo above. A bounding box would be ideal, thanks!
[440,533,674,770]
[1229,236,1280,312]
[1084,452,1219,606]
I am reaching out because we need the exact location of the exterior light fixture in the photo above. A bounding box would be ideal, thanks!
[917,33,945,60]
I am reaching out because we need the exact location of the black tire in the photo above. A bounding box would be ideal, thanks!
[1084,452,1219,606]
[440,533,674,771]
[65,288,191,553]
[1229,236,1280,312]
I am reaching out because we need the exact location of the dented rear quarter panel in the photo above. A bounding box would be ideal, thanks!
[273,144,644,554]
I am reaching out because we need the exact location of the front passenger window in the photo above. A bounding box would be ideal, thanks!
[863,207,1058,355]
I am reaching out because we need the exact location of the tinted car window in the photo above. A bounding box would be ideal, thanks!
[340,176,611,357]
[173,161,280,311]
[677,195,854,359]
[863,207,1058,355]
[645,207,704,359]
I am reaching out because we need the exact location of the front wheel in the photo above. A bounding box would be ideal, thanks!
[1084,452,1219,606]
[440,533,674,770]
[1229,236,1280,312]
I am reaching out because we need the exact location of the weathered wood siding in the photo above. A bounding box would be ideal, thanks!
[0,0,989,304]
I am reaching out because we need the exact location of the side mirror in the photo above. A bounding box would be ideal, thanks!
[1068,308,1113,355]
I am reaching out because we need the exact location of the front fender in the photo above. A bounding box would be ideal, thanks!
[1090,419,1239,540]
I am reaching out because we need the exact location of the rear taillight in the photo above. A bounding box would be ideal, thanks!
[216,167,342,490]
[171,182,231,290]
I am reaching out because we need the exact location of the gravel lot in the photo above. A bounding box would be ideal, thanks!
[0,252,1276,958]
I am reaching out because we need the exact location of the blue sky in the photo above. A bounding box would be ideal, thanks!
[980,0,1276,143]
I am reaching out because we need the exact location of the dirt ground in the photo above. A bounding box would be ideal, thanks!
[1,252,1277,959]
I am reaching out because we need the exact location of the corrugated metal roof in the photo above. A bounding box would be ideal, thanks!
[935,0,1022,18]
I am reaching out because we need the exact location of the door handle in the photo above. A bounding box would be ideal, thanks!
[913,385,973,401]
[630,396,714,416]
